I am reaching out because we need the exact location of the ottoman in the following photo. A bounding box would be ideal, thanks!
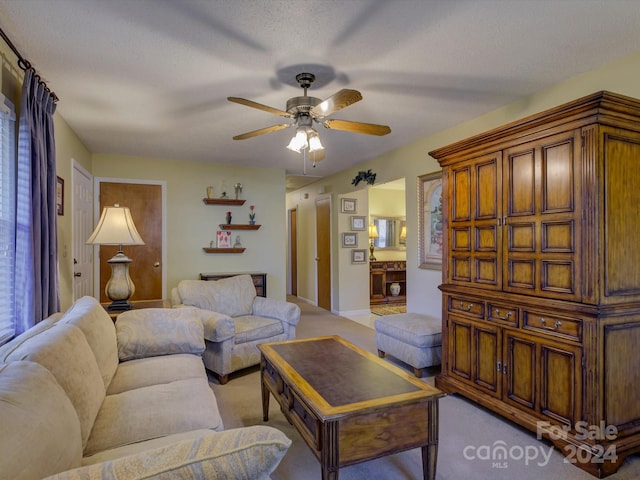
[374,313,442,377]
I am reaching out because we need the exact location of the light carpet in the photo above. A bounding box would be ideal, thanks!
[209,298,640,480]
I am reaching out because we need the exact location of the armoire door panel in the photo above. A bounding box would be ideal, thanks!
[474,325,501,397]
[504,334,536,410]
[475,159,499,219]
[540,343,580,426]
[542,138,575,213]
[450,319,472,381]
[542,221,574,252]
[452,166,471,222]
[452,227,471,251]
[508,260,536,289]
[475,258,498,285]
[475,225,497,251]
[541,261,574,294]
[452,256,471,282]
[507,149,536,217]
[508,222,535,252]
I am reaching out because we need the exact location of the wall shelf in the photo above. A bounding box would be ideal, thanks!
[203,198,245,206]
[202,247,245,254]
[218,224,261,230]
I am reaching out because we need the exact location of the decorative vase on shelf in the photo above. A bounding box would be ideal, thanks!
[249,205,256,225]
[390,282,401,297]
[226,212,232,224]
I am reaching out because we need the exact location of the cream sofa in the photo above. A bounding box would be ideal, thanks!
[0,296,291,480]
[171,275,300,384]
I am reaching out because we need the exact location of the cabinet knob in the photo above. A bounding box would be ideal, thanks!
[540,317,546,326]
[459,301,473,311]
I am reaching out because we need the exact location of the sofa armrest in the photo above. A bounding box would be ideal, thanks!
[196,309,235,342]
[43,426,291,480]
[116,308,204,361]
[252,297,301,327]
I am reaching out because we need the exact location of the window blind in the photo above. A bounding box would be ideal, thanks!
[0,92,16,345]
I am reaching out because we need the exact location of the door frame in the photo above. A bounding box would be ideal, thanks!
[92,177,167,299]
[71,159,94,301]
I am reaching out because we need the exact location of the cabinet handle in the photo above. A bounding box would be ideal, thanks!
[554,320,562,329]
[496,361,501,372]
[502,363,508,375]
[495,309,512,320]
[540,317,546,326]
[459,301,473,311]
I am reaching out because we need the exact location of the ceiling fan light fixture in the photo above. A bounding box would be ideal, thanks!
[287,128,308,153]
[308,129,324,152]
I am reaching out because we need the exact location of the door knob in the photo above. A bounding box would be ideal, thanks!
[74,272,81,277]
[153,262,160,268]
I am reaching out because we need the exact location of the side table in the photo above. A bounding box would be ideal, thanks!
[101,299,170,323]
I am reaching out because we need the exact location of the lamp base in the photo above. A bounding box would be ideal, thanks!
[369,243,376,262]
[105,251,135,309]
[106,299,132,311]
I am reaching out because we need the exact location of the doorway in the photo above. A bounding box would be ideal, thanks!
[72,160,93,300]
[315,197,331,310]
[95,179,165,301]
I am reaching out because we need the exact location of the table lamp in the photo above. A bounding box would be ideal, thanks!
[86,204,145,311]
[400,225,407,243]
[368,224,379,261]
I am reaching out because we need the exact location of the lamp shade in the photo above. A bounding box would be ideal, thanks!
[400,225,407,240]
[86,204,145,246]
[368,224,379,239]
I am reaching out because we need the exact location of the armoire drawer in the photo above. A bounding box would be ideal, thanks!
[522,310,582,342]
[448,296,484,319]
[487,301,518,327]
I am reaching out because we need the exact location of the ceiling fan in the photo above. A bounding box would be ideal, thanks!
[228,72,391,162]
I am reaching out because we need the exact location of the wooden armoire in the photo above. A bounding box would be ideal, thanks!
[430,91,640,477]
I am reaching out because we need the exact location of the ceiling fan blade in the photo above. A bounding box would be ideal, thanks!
[323,119,391,136]
[228,97,292,118]
[310,89,362,117]
[232,123,291,140]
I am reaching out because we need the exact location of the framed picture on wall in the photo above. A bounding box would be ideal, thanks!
[351,249,366,263]
[418,171,443,270]
[341,198,357,213]
[350,215,366,230]
[56,176,64,216]
[342,232,358,247]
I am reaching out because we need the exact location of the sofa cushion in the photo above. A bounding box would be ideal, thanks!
[116,308,205,361]
[84,377,224,456]
[59,295,118,389]
[0,311,63,362]
[2,323,105,449]
[45,427,291,480]
[106,353,207,395]
[0,361,83,479]
[178,275,256,317]
[234,315,284,344]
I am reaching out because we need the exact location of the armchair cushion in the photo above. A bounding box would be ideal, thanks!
[235,315,284,344]
[116,308,205,362]
[177,276,256,317]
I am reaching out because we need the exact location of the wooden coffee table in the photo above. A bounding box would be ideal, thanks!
[258,335,445,480]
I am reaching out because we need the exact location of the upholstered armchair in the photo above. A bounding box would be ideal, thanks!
[171,275,300,384]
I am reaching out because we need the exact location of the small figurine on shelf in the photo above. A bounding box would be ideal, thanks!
[226,211,232,224]
[249,205,256,225]
[234,183,243,200]
[233,235,242,248]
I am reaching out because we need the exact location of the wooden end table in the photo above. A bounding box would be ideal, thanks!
[258,335,445,480]
[101,298,169,322]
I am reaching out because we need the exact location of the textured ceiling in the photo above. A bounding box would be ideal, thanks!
[1,0,640,191]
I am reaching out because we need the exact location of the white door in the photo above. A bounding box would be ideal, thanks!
[72,161,93,300]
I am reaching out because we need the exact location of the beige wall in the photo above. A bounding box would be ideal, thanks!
[286,50,640,319]
[91,154,288,302]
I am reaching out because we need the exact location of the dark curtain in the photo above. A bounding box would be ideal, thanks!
[14,69,59,334]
